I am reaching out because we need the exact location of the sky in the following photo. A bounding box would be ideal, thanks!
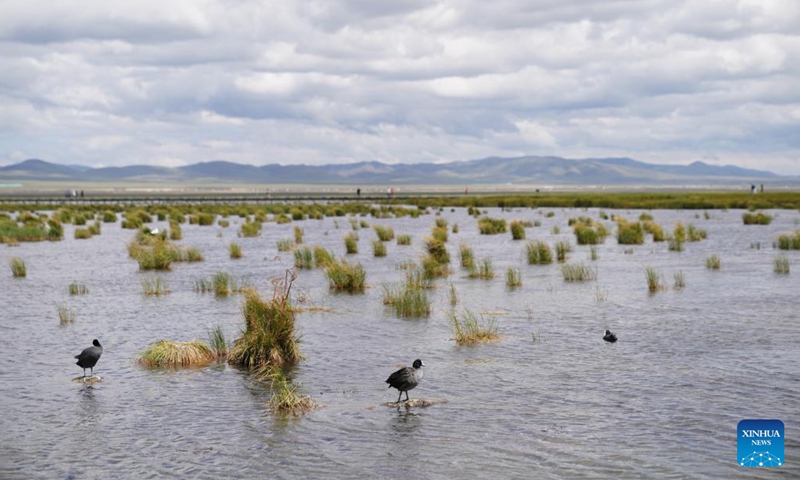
[1,0,799,175]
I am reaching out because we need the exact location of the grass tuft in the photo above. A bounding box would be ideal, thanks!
[10,257,26,277]
[325,258,366,292]
[262,366,319,416]
[526,240,553,265]
[396,234,412,245]
[138,340,216,368]
[742,212,772,225]
[68,282,88,295]
[294,246,314,268]
[510,220,526,240]
[705,254,721,270]
[56,302,74,324]
[774,255,790,274]
[230,242,243,259]
[506,267,522,288]
[450,310,500,346]
[372,240,387,257]
[560,263,597,282]
[467,258,495,279]
[478,217,507,234]
[645,267,666,293]
[459,244,475,269]
[142,275,170,296]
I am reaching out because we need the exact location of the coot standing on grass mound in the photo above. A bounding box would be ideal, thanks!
[75,339,103,377]
[386,359,425,403]
[603,330,618,343]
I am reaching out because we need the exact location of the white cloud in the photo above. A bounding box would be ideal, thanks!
[0,0,798,174]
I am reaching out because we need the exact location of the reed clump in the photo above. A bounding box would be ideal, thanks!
[10,257,26,277]
[451,310,500,346]
[510,220,526,240]
[68,282,89,295]
[56,303,74,324]
[313,246,335,268]
[229,274,301,369]
[673,271,686,289]
[230,242,243,259]
[561,263,597,282]
[774,255,790,274]
[777,231,800,250]
[137,340,216,368]
[425,237,450,264]
[344,232,359,254]
[142,275,170,296]
[642,220,665,242]
[431,226,448,243]
[570,217,609,245]
[263,366,319,417]
[277,238,295,252]
[506,267,522,288]
[645,267,666,293]
[372,240,387,257]
[555,240,572,263]
[687,223,707,241]
[478,217,507,234]
[616,218,645,245]
[74,228,92,239]
[742,212,772,225]
[240,220,262,237]
[467,258,495,279]
[374,225,395,241]
[382,284,431,317]
[526,240,553,265]
[208,326,228,359]
[459,244,475,269]
[396,234,412,245]
[705,255,721,270]
[294,226,304,244]
[325,258,366,292]
[294,246,314,268]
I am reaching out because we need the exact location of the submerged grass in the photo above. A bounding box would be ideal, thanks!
[262,366,319,417]
[56,303,74,324]
[141,275,170,296]
[450,309,500,346]
[137,340,216,368]
[68,282,88,295]
[774,255,790,274]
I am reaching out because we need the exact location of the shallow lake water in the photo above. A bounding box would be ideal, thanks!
[1,205,798,479]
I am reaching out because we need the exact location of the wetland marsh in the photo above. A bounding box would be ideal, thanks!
[1,199,798,478]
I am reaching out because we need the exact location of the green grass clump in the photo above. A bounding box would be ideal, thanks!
[431,226,448,243]
[478,217,507,234]
[75,228,92,240]
[294,226,304,244]
[374,225,395,241]
[396,234,412,245]
[526,240,553,265]
[404,265,433,290]
[372,240,387,257]
[449,284,458,305]
[196,213,215,226]
[102,211,117,223]
[294,246,314,268]
[208,326,228,359]
[137,340,216,368]
[277,238,295,252]
[561,263,597,282]
[673,271,686,289]
[421,254,450,279]
[142,276,170,296]
[313,246,335,268]
[742,212,772,225]
[182,247,204,262]
[777,231,800,250]
[325,258,366,292]
[229,287,301,369]
[425,237,450,264]
[56,303,75,324]
[589,246,599,261]
[642,220,665,242]
[467,258,495,279]
[506,267,522,288]
[88,221,101,236]
[435,217,448,228]
[616,219,645,245]
[645,267,666,293]
[774,255,790,274]
[10,257,26,277]
[555,240,572,262]
[68,282,88,295]
[459,244,475,269]
[571,217,609,245]
[218,220,230,228]
[382,284,431,317]
[169,220,182,240]
[240,220,262,237]
[230,242,243,259]
[510,221,526,240]
[344,233,359,254]
[705,254,721,270]
[450,310,500,346]
[263,366,319,417]
[687,223,707,241]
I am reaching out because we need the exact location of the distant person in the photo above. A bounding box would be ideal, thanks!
[750,184,756,194]
[357,188,361,198]
[760,184,764,193]
[464,187,468,195]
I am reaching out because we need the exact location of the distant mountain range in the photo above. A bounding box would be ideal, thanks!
[0,157,793,186]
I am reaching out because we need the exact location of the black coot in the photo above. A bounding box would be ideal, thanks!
[386,359,425,403]
[603,330,618,343]
[75,339,103,377]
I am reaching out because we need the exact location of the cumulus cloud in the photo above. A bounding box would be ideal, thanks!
[0,0,798,174]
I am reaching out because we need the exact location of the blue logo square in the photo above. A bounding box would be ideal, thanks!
[738,419,784,468]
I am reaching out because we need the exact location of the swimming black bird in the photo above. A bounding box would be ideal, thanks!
[386,359,425,403]
[603,330,618,343]
[75,339,103,377]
